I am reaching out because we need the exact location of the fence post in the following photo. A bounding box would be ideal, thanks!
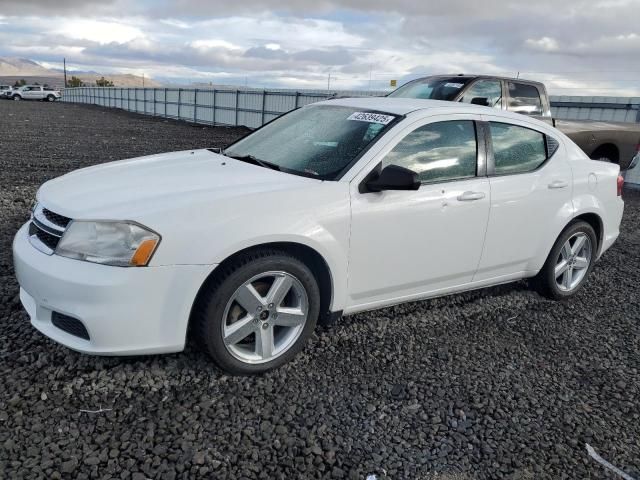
[153,89,156,116]
[194,89,198,123]
[295,91,300,108]
[234,90,239,126]
[261,90,266,127]
[178,88,182,120]
[212,89,216,125]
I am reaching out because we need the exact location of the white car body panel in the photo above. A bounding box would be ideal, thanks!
[347,112,491,311]
[474,113,574,280]
[12,98,624,355]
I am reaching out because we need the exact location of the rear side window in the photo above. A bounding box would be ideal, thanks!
[507,82,542,115]
[489,122,547,175]
[383,120,477,183]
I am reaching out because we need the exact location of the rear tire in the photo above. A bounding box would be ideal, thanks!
[531,221,597,300]
[192,249,320,374]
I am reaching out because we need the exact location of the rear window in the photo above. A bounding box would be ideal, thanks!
[507,82,543,115]
[490,122,547,174]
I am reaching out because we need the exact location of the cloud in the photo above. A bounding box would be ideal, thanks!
[525,37,560,52]
[0,1,638,93]
[50,19,145,44]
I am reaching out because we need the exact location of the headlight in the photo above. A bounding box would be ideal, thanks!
[56,221,160,267]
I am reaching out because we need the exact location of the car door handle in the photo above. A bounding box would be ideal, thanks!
[548,180,569,189]
[457,191,486,201]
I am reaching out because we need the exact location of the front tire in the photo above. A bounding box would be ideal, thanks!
[12,95,21,101]
[46,95,55,102]
[192,249,320,374]
[531,221,597,300]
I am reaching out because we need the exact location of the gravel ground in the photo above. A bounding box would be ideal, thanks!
[1,100,639,480]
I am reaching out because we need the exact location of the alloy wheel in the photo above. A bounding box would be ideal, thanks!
[555,232,592,292]
[221,271,308,364]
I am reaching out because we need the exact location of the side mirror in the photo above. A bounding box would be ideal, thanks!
[471,97,490,106]
[365,165,421,192]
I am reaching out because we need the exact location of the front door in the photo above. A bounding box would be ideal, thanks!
[347,116,491,311]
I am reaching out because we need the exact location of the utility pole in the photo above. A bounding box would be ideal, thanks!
[63,58,68,88]
[142,73,145,88]
[327,73,331,92]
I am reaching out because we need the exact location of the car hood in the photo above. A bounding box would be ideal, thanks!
[38,149,319,219]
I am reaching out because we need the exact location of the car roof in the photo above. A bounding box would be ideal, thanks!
[403,74,546,87]
[311,97,555,130]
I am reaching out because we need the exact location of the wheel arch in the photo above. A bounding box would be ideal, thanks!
[533,209,604,276]
[188,241,336,334]
[590,143,620,164]
[572,211,603,255]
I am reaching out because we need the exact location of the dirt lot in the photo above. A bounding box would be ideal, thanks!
[1,101,639,480]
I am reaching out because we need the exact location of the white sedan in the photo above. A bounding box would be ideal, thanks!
[13,98,624,374]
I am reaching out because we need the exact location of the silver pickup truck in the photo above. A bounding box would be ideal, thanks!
[389,75,640,170]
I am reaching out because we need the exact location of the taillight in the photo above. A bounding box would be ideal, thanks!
[617,175,624,196]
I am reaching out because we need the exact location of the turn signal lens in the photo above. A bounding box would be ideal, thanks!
[617,175,624,197]
[130,239,159,266]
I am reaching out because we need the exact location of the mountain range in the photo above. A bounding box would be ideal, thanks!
[0,57,160,87]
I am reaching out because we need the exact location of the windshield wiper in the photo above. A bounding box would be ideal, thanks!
[223,152,281,171]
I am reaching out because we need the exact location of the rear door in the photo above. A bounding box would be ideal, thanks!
[22,87,39,99]
[474,115,573,281]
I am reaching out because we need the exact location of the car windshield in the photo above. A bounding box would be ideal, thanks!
[388,77,473,100]
[224,105,397,180]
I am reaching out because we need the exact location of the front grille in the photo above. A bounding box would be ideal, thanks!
[42,208,71,228]
[28,204,71,255]
[51,312,90,340]
[28,222,60,250]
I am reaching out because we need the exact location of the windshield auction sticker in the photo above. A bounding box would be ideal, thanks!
[444,82,465,88]
[347,112,396,125]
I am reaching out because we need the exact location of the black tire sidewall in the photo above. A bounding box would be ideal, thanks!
[47,95,55,102]
[198,253,320,374]
[540,221,597,299]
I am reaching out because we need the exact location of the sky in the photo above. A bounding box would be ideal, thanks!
[0,0,639,94]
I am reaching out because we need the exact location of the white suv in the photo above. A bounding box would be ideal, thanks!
[13,98,624,374]
[12,85,61,101]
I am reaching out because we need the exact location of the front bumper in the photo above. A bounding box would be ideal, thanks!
[13,223,214,355]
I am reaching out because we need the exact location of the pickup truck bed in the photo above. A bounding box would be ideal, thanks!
[555,119,640,167]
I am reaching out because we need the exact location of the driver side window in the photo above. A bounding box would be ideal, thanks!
[459,80,502,108]
[382,120,478,183]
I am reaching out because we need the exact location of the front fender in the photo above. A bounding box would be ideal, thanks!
[146,183,351,311]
